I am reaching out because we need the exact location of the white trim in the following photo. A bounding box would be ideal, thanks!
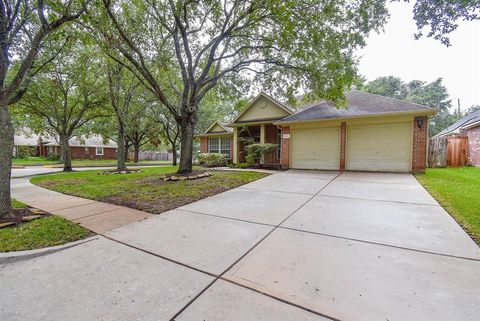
[95,147,104,156]
[204,121,232,135]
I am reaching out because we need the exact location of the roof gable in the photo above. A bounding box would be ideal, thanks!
[204,121,233,135]
[232,92,293,124]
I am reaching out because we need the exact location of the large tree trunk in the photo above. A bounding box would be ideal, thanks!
[178,119,194,174]
[171,142,177,166]
[60,135,73,172]
[124,143,129,162]
[0,102,15,219]
[117,126,127,171]
[133,144,140,163]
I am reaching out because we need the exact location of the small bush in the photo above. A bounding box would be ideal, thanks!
[14,146,37,159]
[198,153,228,167]
[228,162,250,169]
[245,143,277,166]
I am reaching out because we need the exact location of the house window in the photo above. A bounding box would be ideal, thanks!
[208,137,231,158]
[220,138,231,157]
[208,137,219,153]
[96,147,104,156]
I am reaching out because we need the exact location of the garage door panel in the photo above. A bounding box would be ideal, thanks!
[347,123,412,172]
[291,127,340,170]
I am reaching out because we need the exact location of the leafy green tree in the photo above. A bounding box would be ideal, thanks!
[107,63,141,171]
[89,0,388,174]
[466,105,480,115]
[150,103,180,166]
[407,0,480,46]
[19,41,107,171]
[0,0,89,218]
[361,76,408,99]
[362,76,454,136]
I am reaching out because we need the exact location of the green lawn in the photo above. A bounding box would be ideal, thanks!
[31,166,267,214]
[0,199,90,252]
[416,167,480,243]
[13,157,170,167]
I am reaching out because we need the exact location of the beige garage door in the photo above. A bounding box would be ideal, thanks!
[346,122,412,172]
[291,127,340,170]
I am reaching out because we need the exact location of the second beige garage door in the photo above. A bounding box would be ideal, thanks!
[291,127,340,170]
[346,122,412,172]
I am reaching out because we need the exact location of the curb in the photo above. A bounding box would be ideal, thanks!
[0,236,99,260]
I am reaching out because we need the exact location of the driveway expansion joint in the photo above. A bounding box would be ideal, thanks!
[318,193,441,207]
[169,170,344,321]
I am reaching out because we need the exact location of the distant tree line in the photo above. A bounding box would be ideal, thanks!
[359,76,477,137]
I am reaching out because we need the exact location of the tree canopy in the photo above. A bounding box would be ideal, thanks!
[408,0,480,46]
[87,0,389,172]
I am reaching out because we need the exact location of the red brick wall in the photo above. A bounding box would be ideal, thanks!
[412,116,428,173]
[63,146,117,160]
[264,124,280,165]
[340,122,346,171]
[467,126,480,166]
[200,137,208,153]
[280,126,290,169]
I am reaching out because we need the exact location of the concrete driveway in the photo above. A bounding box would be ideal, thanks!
[1,170,479,321]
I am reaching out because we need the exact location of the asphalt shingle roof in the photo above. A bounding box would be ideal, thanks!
[280,90,435,123]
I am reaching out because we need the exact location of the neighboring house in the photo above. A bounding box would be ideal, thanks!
[435,110,480,166]
[13,133,40,157]
[14,133,118,160]
[198,91,437,173]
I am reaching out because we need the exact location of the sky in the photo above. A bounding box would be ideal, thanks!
[358,2,480,111]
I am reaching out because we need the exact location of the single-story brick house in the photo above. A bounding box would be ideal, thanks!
[14,133,118,160]
[435,109,480,166]
[198,91,437,172]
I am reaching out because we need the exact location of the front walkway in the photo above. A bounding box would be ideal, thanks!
[11,177,152,233]
[2,170,479,321]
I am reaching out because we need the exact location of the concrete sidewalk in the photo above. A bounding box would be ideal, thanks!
[11,177,152,233]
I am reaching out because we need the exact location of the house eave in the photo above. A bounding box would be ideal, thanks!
[274,109,438,126]
[195,132,234,138]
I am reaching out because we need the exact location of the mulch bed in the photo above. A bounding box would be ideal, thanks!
[0,208,50,229]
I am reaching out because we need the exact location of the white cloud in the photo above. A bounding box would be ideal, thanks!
[358,2,480,110]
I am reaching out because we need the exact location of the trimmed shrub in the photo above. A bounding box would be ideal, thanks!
[198,153,228,167]
[228,162,250,169]
[245,143,278,166]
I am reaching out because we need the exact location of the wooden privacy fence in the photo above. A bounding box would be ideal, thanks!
[128,151,173,161]
[428,136,468,168]
[428,137,447,168]
[447,136,468,167]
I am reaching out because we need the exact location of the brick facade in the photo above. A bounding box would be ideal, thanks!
[340,122,346,171]
[264,124,280,166]
[412,116,428,173]
[466,126,480,166]
[200,137,208,153]
[280,126,290,169]
[51,146,117,160]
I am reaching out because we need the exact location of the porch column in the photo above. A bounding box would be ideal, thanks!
[233,127,238,164]
[260,124,266,144]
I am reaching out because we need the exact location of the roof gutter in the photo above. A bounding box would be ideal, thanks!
[273,109,438,126]
[461,120,480,130]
